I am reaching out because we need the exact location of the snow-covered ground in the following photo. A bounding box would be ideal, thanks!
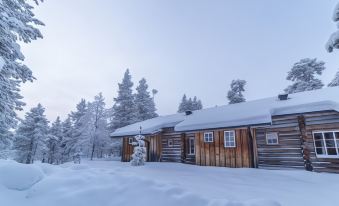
[0,159,338,206]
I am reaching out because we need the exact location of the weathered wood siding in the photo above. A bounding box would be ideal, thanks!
[256,114,305,169]
[256,111,339,173]
[161,128,182,162]
[195,128,253,168]
[303,111,339,173]
[121,134,162,162]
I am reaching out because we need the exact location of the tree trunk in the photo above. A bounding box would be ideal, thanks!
[90,143,95,160]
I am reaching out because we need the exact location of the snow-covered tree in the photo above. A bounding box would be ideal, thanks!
[328,70,339,87]
[178,94,203,112]
[13,104,49,164]
[111,69,136,129]
[135,78,158,121]
[130,133,146,166]
[0,0,44,151]
[192,96,203,110]
[326,2,339,52]
[88,93,110,160]
[46,117,63,164]
[60,117,74,162]
[284,58,325,94]
[227,79,246,104]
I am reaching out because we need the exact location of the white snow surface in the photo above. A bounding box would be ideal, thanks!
[111,113,186,137]
[175,87,339,131]
[0,159,338,206]
[112,87,339,134]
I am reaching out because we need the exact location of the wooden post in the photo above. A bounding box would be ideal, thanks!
[297,115,313,171]
[249,128,258,168]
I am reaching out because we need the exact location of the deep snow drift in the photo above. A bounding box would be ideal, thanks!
[0,159,338,206]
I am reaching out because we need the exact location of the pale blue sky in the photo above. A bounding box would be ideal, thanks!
[21,0,339,121]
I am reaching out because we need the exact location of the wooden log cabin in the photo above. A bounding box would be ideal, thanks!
[111,87,339,173]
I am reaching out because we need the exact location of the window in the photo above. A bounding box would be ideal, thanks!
[128,137,134,144]
[224,130,236,147]
[188,137,195,154]
[204,132,214,142]
[266,132,279,145]
[168,139,173,147]
[313,131,339,158]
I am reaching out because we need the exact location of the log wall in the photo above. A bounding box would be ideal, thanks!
[194,128,253,168]
[161,127,182,162]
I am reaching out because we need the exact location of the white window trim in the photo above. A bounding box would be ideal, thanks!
[266,132,279,145]
[128,137,133,144]
[312,130,339,158]
[188,137,195,155]
[224,130,236,148]
[204,132,214,142]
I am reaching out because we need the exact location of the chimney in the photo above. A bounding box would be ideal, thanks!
[185,110,193,115]
[278,94,288,101]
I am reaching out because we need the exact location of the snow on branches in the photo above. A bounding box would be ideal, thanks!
[130,132,146,166]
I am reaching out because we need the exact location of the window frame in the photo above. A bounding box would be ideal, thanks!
[188,137,195,155]
[168,139,174,147]
[266,132,279,145]
[312,130,339,158]
[203,132,214,143]
[224,130,236,148]
[128,137,134,144]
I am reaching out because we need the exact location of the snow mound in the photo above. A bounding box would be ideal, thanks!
[0,160,44,191]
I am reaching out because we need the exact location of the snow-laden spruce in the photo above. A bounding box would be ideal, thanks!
[178,94,203,112]
[87,93,110,160]
[135,78,158,121]
[0,0,43,152]
[13,104,49,164]
[284,58,325,94]
[227,79,246,104]
[328,70,339,87]
[46,117,63,164]
[111,69,137,129]
[130,134,146,166]
[326,2,339,52]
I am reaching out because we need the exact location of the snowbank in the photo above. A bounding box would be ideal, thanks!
[0,160,44,190]
[0,160,338,206]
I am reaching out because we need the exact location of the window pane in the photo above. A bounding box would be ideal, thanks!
[324,132,335,148]
[314,140,324,148]
[313,133,323,141]
[327,148,338,155]
[316,147,325,155]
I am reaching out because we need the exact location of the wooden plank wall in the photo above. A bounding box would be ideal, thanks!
[195,128,253,168]
[121,137,134,162]
[255,114,305,170]
[121,134,162,162]
[303,111,339,173]
[161,128,182,162]
[256,111,339,173]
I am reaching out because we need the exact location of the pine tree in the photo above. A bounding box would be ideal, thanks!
[47,117,63,164]
[0,0,44,150]
[178,94,203,112]
[135,78,158,121]
[227,79,246,104]
[60,117,73,162]
[178,94,188,113]
[111,69,136,129]
[88,93,109,160]
[13,104,49,164]
[131,134,146,166]
[326,2,339,52]
[284,58,325,94]
[328,70,339,87]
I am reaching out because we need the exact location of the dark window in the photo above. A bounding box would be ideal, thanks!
[313,131,339,157]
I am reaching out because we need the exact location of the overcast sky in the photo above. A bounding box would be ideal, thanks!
[20,0,339,121]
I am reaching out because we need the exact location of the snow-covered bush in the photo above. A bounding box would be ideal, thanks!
[130,134,146,166]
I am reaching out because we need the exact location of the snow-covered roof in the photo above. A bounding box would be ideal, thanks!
[111,87,339,136]
[111,113,186,137]
[175,87,339,131]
